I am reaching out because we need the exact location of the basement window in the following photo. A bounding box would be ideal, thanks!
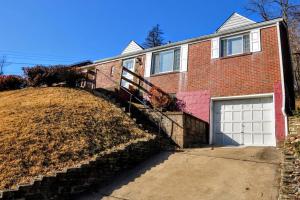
[151,48,180,75]
[221,34,250,57]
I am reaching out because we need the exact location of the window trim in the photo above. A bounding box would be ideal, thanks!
[226,35,244,56]
[150,47,181,75]
[220,33,250,57]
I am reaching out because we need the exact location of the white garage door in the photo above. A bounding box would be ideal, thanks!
[213,97,275,146]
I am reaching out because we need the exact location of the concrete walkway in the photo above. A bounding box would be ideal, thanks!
[76,147,282,200]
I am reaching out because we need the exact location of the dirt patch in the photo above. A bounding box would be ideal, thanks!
[0,87,152,190]
[254,147,281,161]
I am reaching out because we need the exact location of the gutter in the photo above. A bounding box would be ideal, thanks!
[86,18,283,66]
[276,21,289,136]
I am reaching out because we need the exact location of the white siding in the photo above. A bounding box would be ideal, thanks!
[217,13,255,32]
[121,41,143,55]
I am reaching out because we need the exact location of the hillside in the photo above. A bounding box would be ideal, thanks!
[0,87,152,190]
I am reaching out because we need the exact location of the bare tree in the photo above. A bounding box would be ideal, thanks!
[246,0,274,20]
[246,0,300,93]
[0,56,6,75]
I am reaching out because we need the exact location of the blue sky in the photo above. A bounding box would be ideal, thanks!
[0,0,262,75]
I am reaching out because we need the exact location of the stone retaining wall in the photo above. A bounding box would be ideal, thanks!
[0,136,161,200]
[279,135,300,200]
[162,112,208,148]
[288,116,300,135]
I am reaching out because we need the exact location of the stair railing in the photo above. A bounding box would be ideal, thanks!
[95,67,183,143]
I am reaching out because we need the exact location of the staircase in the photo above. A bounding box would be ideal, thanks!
[86,66,208,148]
[92,87,178,148]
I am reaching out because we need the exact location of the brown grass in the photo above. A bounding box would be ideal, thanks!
[0,87,151,190]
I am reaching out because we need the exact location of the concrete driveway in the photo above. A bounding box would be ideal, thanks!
[76,147,282,200]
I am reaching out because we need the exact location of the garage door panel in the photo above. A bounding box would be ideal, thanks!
[224,104,232,111]
[243,122,252,133]
[253,122,262,132]
[224,123,232,133]
[253,110,262,120]
[263,110,272,120]
[232,123,241,133]
[232,104,242,110]
[243,111,252,121]
[232,133,241,144]
[223,134,239,146]
[253,134,263,144]
[213,97,275,146]
[242,103,252,110]
[224,112,232,121]
[243,133,252,144]
[263,134,274,145]
[233,111,241,121]
[263,122,272,132]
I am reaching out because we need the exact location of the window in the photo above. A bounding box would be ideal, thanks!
[151,48,180,75]
[221,34,250,57]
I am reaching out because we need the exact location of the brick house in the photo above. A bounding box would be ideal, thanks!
[82,13,294,146]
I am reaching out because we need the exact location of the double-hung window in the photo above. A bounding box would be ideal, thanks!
[221,34,250,57]
[151,48,180,75]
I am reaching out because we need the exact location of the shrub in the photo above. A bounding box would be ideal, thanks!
[63,68,85,87]
[23,65,85,87]
[148,86,170,109]
[167,97,186,111]
[0,75,25,91]
[147,86,185,111]
[23,66,47,86]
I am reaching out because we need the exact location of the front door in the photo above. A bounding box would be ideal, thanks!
[121,58,135,88]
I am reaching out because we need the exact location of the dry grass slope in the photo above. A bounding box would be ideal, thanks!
[0,87,152,190]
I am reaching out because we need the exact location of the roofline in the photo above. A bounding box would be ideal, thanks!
[216,12,256,32]
[121,40,144,55]
[83,17,283,67]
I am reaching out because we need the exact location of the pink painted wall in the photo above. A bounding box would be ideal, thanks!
[274,82,286,141]
[176,90,210,123]
[177,86,286,142]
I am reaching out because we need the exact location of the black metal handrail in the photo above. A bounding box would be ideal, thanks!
[95,67,183,133]
[120,67,170,96]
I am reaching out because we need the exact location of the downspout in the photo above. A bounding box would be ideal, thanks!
[276,21,289,136]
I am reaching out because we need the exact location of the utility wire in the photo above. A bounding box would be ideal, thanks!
[0,49,80,60]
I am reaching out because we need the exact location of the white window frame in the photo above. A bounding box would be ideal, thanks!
[151,48,181,75]
[226,35,244,56]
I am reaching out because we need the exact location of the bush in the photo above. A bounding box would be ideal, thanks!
[147,86,185,111]
[0,75,25,91]
[148,86,170,109]
[23,66,47,86]
[23,65,84,87]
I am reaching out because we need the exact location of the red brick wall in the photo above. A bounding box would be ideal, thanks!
[94,25,286,142]
[147,26,281,97]
[95,55,145,90]
[274,82,285,141]
[95,60,122,89]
